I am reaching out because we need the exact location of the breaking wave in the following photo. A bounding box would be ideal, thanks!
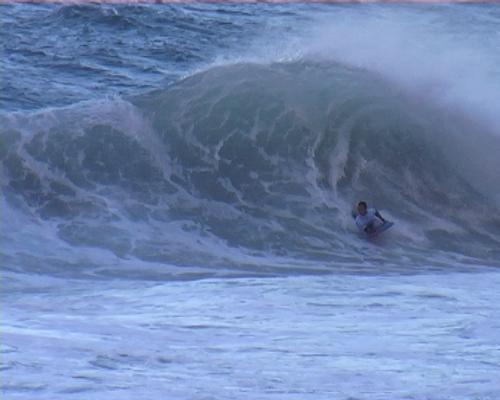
[2,60,500,277]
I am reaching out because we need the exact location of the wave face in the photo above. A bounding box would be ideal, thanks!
[3,60,500,277]
[2,4,500,278]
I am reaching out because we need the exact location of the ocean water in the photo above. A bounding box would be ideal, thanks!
[2,3,500,399]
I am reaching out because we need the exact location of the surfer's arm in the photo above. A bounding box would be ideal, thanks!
[374,210,386,223]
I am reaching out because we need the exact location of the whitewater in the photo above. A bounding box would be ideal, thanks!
[1,3,500,399]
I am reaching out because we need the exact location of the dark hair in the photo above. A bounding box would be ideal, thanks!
[358,201,367,208]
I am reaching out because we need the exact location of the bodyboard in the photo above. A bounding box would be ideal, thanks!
[367,221,394,237]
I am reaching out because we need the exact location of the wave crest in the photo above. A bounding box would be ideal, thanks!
[2,61,500,269]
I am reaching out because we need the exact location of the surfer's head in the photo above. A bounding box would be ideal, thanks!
[357,201,367,215]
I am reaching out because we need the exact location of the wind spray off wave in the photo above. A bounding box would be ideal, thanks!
[3,6,500,399]
[3,59,500,277]
[2,3,500,279]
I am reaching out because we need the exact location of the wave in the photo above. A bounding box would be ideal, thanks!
[2,60,500,276]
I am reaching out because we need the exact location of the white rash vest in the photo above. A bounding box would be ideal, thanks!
[355,208,379,231]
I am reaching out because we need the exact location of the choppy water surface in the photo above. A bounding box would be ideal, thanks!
[2,3,500,399]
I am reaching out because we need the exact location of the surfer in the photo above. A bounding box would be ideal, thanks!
[352,201,387,234]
